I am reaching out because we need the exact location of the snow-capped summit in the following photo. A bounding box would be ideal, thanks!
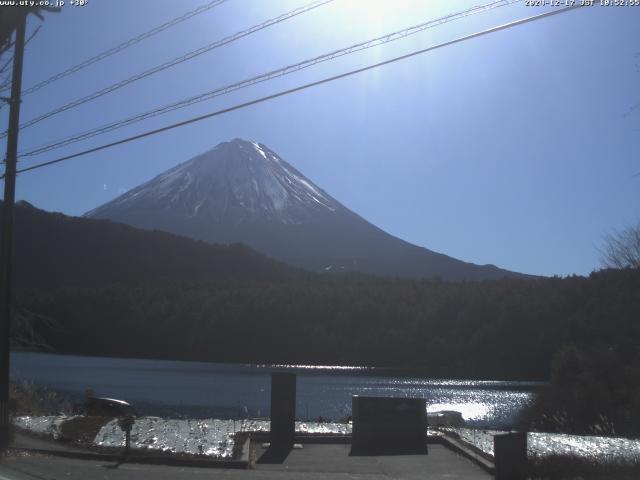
[86,139,525,280]
[87,139,338,226]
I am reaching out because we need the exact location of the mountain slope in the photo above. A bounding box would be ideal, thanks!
[86,138,526,281]
[4,200,296,289]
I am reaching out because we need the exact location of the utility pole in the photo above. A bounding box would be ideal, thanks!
[0,9,27,450]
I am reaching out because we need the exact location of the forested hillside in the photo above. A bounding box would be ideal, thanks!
[15,268,640,382]
[4,201,298,288]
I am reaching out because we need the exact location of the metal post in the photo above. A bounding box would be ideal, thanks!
[0,10,27,451]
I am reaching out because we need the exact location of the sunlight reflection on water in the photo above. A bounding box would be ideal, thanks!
[11,353,539,427]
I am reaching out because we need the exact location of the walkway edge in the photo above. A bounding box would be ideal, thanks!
[9,445,250,469]
[436,433,495,474]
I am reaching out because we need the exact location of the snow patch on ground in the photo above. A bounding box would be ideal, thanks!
[13,416,74,440]
[13,416,351,459]
[446,427,640,462]
[18,415,640,463]
[95,417,236,458]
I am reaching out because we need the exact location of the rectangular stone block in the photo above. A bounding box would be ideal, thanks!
[494,431,527,480]
[351,396,427,455]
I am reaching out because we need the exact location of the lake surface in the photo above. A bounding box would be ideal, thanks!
[10,352,541,428]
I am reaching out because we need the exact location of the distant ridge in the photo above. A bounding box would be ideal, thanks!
[85,138,528,281]
[4,200,295,289]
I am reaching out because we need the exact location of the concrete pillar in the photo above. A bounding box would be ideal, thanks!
[270,373,296,447]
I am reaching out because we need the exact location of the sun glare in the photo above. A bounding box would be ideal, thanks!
[333,0,424,36]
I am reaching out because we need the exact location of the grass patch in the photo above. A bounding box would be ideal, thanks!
[9,381,72,416]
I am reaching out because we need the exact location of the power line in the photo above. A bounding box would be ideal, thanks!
[1,0,334,138]
[0,0,229,97]
[5,4,583,179]
[19,0,520,158]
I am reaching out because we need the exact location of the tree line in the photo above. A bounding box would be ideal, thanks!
[15,268,640,383]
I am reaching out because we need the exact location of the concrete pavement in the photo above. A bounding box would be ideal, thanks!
[0,443,492,479]
[255,443,492,479]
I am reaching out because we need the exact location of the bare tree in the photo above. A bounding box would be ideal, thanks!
[601,222,640,269]
[0,25,39,93]
[0,5,52,106]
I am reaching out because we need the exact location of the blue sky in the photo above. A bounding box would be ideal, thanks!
[1,0,638,277]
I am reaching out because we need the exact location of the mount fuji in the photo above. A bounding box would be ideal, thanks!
[85,138,524,280]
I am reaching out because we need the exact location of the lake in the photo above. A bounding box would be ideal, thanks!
[10,352,541,428]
